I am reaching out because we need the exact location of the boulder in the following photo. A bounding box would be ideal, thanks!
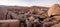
[0,8,8,20]
[0,20,19,27]
[47,4,60,17]
[51,22,60,27]
[7,11,19,19]
[43,17,60,27]
[26,16,40,27]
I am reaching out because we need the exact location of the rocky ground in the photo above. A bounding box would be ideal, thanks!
[0,4,60,27]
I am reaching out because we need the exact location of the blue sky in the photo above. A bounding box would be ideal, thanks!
[0,0,59,7]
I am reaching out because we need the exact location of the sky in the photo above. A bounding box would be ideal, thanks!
[0,0,59,7]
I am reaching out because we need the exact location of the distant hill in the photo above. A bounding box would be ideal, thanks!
[0,5,49,12]
[0,5,49,9]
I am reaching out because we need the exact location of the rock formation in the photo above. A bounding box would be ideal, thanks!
[48,4,60,17]
[43,4,60,27]
[0,8,8,20]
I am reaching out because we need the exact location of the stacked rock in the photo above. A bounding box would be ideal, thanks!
[43,4,60,27]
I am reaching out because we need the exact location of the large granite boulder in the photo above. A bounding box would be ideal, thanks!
[43,4,60,27]
[0,8,8,20]
[47,4,60,17]
[7,11,19,19]
[0,20,19,27]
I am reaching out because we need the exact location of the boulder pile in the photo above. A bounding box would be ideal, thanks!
[0,4,60,27]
